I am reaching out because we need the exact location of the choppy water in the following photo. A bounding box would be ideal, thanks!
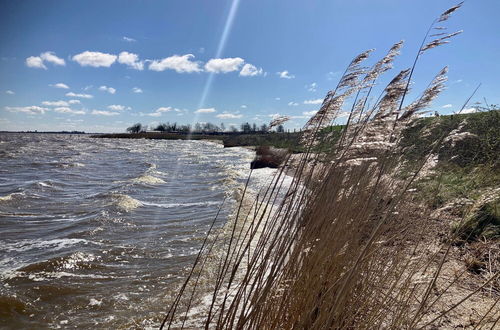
[0,133,260,329]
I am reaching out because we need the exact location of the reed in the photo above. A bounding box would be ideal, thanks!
[160,2,499,329]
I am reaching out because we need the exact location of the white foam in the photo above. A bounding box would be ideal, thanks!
[132,174,165,185]
[142,201,220,209]
[111,193,143,212]
[2,238,90,253]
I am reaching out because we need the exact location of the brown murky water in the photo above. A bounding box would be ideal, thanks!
[0,133,256,328]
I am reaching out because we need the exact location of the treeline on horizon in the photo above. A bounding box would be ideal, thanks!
[126,122,288,134]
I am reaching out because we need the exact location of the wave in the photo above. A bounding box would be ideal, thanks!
[1,238,91,253]
[131,174,165,185]
[142,200,221,209]
[110,193,143,212]
[0,192,24,202]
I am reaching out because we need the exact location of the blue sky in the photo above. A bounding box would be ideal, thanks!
[0,0,499,132]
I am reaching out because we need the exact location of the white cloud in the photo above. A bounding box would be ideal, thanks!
[216,112,243,119]
[42,100,69,107]
[40,52,65,66]
[26,51,65,69]
[327,71,340,81]
[26,56,46,69]
[195,108,216,114]
[6,90,14,95]
[5,106,48,115]
[99,86,116,94]
[241,105,247,108]
[156,107,173,113]
[51,83,69,89]
[275,97,281,101]
[288,101,299,106]
[149,54,202,73]
[239,63,264,77]
[147,112,162,117]
[68,99,81,104]
[72,51,117,67]
[277,70,295,79]
[54,107,86,115]
[304,98,323,105]
[108,104,130,111]
[118,51,144,70]
[205,57,244,73]
[303,110,318,116]
[442,104,453,108]
[306,82,317,92]
[91,110,119,116]
[66,92,93,99]
[461,107,477,114]
[132,87,143,93]
[122,36,136,42]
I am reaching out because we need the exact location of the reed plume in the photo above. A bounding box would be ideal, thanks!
[159,3,499,329]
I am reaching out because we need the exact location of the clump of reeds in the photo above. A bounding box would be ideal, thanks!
[159,2,500,329]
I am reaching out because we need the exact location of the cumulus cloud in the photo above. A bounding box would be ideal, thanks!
[26,51,65,69]
[132,87,143,93]
[42,100,69,107]
[147,112,162,117]
[54,107,86,115]
[277,70,295,79]
[72,51,117,67]
[107,104,130,111]
[26,56,46,69]
[40,52,65,66]
[195,108,216,114]
[461,107,477,114]
[118,51,144,70]
[146,107,181,117]
[149,54,202,73]
[442,104,453,108]
[275,97,281,101]
[5,106,48,114]
[122,36,136,42]
[6,90,14,95]
[306,82,317,92]
[241,105,247,108]
[239,63,264,77]
[216,112,242,119]
[99,86,116,94]
[303,110,318,116]
[304,98,323,105]
[288,101,299,106]
[66,92,93,99]
[156,107,174,113]
[50,83,69,89]
[91,110,119,116]
[68,99,81,104]
[205,57,244,73]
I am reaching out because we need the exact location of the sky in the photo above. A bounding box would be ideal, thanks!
[0,0,499,133]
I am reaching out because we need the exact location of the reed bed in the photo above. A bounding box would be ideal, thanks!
[160,2,499,328]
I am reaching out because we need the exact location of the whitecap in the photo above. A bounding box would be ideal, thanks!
[141,201,220,209]
[131,175,165,185]
[111,193,143,212]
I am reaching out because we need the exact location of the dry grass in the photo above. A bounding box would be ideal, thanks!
[159,3,499,329]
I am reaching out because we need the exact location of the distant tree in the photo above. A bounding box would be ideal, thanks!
[127,123,142,133]
[276,124,285,133]
[154,123,168,131]
[252,123,257,133]
[260,123,268,133]
[241,122,252,133]
[220,123,225,132]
